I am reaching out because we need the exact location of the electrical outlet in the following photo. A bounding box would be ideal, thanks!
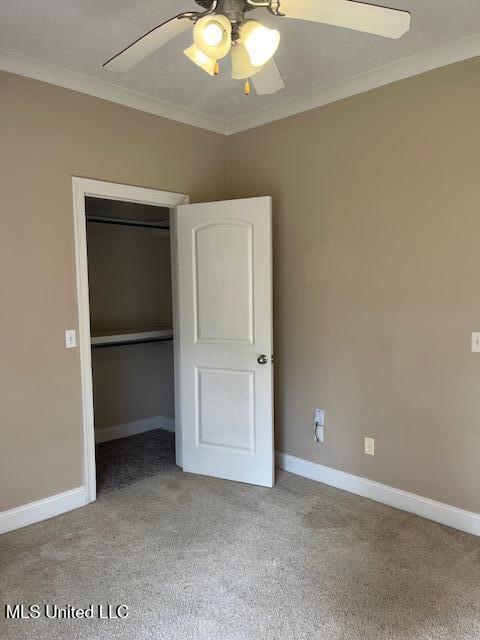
[364,437,375,456]
[472,332,480,353]
[314,408,325,443]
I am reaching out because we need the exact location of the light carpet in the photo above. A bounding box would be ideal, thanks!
[1,445,479,639]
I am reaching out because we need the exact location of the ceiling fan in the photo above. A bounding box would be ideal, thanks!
[104,0,411,96]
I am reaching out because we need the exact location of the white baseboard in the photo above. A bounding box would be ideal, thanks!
[0,486,87,535]
[276,452,480,538]
[95,415,175,444]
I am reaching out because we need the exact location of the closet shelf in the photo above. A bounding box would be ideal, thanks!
[86,215,169,230]
[91,328,173,348]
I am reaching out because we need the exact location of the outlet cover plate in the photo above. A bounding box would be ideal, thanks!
[364,436,375,456]
[472,332,480,353]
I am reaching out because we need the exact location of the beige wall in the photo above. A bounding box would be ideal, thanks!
[0,71,229,511]
[2,58,480,516]
[230,57,480,513]
[92,343,175,429]
[87,213,175,430]
[87,208,173,334]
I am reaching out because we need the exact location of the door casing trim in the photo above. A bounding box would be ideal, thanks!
[72,177,189,503]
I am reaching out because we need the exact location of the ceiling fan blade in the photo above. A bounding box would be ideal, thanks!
[104,15,192,71]
[252,58,285,95]
[280,0,411,39]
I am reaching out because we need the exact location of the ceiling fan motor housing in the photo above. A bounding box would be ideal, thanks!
[195,0,253,24]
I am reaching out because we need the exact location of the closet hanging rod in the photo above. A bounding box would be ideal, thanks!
[86,215,170,230]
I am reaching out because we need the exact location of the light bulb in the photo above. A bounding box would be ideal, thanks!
[231,43,263,80]
[183,44,217,76]
[193,15,232,60]
[240,20,280,67]
[203,23,223,46]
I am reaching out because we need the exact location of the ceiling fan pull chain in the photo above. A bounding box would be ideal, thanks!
[214,62,220,76]
[244,79,251,95]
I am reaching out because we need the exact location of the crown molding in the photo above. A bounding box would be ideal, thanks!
[1,32,480,138]
[0,49,228,135]
[226,32,480,135]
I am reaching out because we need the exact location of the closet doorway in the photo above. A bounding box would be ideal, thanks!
[73,179,188,502]
[87,197,177,494]
[73,178,274,506]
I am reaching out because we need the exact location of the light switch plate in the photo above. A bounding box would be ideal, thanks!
[471,332,480,353]
[65,329,77,349]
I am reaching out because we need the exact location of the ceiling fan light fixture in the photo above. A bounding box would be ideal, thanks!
[193,14,232,60]
[183,44,217,76]
[104,0,411,96]
[231,43,263,80]
[240,20,280,68]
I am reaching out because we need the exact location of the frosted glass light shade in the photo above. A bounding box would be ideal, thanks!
[183,44,217,76]
[231,43,263,80]
[193,14,232,60]
[240,20,280,67]
[203,23,223,46]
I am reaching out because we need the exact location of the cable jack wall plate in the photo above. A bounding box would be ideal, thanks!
[314,408,325,442]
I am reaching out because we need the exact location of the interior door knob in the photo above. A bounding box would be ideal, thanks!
[257,354,268,365]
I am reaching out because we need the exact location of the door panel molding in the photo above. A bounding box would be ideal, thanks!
[192,219,254,345]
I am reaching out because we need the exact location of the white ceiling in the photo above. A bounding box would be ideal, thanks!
[1,0,480,133]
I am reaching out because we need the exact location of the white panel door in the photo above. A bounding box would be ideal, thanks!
[174,197,274,487]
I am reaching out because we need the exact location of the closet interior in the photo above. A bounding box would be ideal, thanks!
[85,196,176,493]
